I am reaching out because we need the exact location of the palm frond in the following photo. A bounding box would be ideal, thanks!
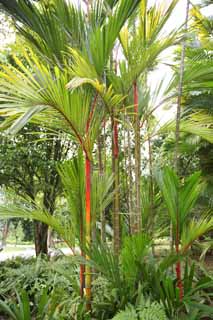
[157,167,204,234]
[156,167,179,229]
[179,172,203,227]
[58,151,85,242]
[181,215,213,253]
[91,171,114,227]
[0,195,75,248]
[0,49,103,157]
[88,0,140,75]
[0,0,86,64]
[121,233,151,287]
[66,50,125,112]
[158,112,213,143]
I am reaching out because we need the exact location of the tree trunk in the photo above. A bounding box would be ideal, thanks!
[127,121,134,235]
[174,0,190,301]
[112,116,120,254]
[147,122,155,254]
[34,221,48,256]
[98,135,106,243]
[47,228,53,248]
[133,80,141,234]
[1,220,10,247]
[80,206,85,298]
[85,155,91,310]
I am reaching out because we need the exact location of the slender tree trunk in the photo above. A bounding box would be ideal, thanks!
[1,220,10,247]
[174,0,190,170]
[84,93,98,310]
[127,121,134,235]
[98,135,106,243]
[123,117,130,232]
[85,155,91,310]
[80,208,85,298]
[133,80,141,234]
[174,0,190,301]
[112,115,120,254]
[175,234,184,300]
[147,124,155,253]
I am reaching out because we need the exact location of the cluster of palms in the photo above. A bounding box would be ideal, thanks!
[0,0,212,319]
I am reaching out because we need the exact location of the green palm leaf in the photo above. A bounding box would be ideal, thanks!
[156,167,179,229]
[0,196,75,249]
[158,112,213,143]
[0,0,86,64]
[88,0,140,75]
[0,50,103,157]
[157,167,204,233]
[181,216,213,253]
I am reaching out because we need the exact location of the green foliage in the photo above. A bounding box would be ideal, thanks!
[0,256,84,319]
[59,151,114,241]
[157,167,213,252]
[0,256,72,302]
[112,297,167,320]
[0,0,86,64]
[0,288,67,320]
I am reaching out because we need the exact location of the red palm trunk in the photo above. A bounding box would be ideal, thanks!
[84,94,98,310]
[175,231,183,300]
[85,155,91,310]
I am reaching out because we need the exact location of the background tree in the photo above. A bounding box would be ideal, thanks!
[0,123,70,254]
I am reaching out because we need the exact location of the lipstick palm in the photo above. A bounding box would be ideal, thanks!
[0,0,141,305]
[117,0,180,233]
[66,0,141,254]
[157,167,213,299]
[0,48,106,309]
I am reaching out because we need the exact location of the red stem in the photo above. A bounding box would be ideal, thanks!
[85,157,91,226]
[84,94,98,310]
[85,155,91,310]
[175,240,184,300]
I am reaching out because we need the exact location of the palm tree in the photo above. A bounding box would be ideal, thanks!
[66,0,141,254]
[174,0,190,172]
[117,0,180,233]
[0,0,141,307]
[157,167,213,299]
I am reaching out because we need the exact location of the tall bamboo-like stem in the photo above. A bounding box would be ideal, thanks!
[79,209,85,298]
[112,114,120,254]
[133,80,141,233]
[98,133,106,243]
[147,121,155,253]
[111,52,120,254]
[84,93,98,310]
[85,154,91,310]
[123,113,130,232]
[127,119,134,234]
[174,0,190,301]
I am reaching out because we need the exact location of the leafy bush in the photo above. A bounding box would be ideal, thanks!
[83,235,213,320]
[112,297,167,320]
[0,289,65,320]
[0,256,81,319]
[0,256,72,301]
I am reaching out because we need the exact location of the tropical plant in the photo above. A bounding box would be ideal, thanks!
[0,289,66,320]
[157,166,213,299]
[112,299,167,320]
